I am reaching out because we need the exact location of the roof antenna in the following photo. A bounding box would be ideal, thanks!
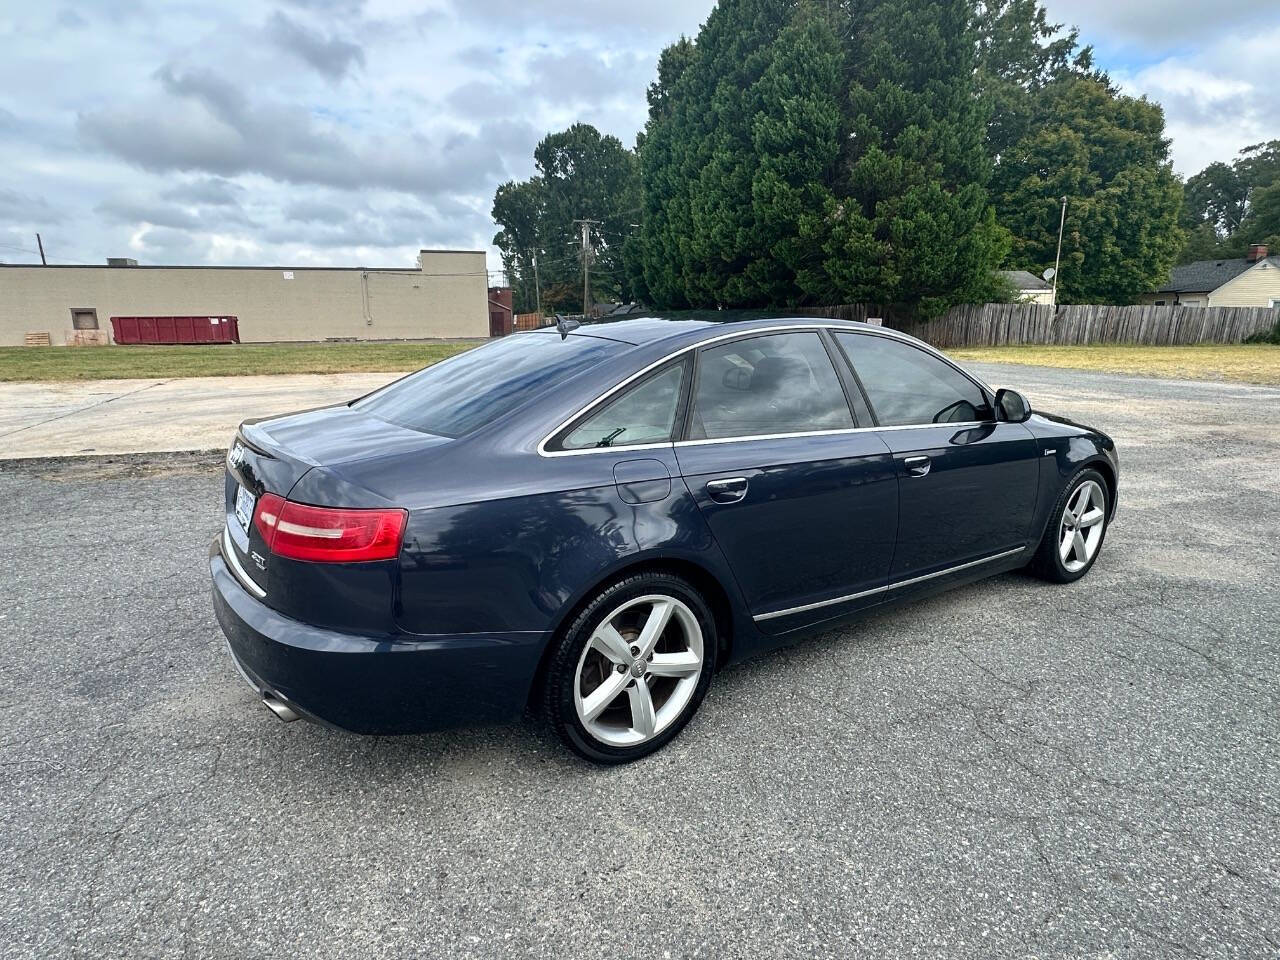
[555,313,581,340]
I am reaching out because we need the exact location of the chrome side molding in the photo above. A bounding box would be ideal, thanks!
[753,546,1025,622]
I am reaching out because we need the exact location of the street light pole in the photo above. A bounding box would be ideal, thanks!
[1052,195,1067,307]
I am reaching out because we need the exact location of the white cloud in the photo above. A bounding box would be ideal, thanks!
[1042,0,1263,47]
[1039,2,1280,176]
[1109,23,1280,175]
[0,1,711,271]
[0,0,1273,272]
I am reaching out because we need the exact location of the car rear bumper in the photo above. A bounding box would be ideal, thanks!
[209,538,548,734]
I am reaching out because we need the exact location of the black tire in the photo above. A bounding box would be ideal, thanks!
[543,570,717,764]
[1028,467,1110,583]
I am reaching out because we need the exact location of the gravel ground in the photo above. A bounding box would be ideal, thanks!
[2,364,1278,959]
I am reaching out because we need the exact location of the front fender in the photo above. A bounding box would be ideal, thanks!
[1023,413,1120,539]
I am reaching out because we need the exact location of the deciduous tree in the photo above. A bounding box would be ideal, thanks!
[994,77,1182,304]
[491,179,543,314]
[1178,140,1280,262]
[491,124,641,314]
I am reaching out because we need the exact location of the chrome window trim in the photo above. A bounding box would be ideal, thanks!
[753,546,1025,622]
[222,527,267,599]
[542,440,678,459]
[536,322,988,458]
[674,420,987,448]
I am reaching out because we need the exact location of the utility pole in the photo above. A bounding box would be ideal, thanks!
[532,253,542,316]
[36,233,46,266]
[1052,196,1067,307]
[573,219,600,318]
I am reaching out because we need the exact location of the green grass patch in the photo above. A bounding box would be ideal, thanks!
[0,340,481,382]
[950,344,1280,386]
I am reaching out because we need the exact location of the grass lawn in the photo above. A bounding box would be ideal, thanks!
[950,344,1280,387]
[0,340,480,382]
[5,338,1278,387]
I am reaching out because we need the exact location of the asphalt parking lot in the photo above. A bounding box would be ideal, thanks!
[3,363,1278,959]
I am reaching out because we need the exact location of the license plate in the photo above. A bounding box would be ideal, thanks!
[235,485,256,534]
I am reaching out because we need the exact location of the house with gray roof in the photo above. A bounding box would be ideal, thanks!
[1141,244,1280,308]
[998,269,1054,305]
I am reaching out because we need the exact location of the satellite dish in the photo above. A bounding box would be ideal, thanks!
[1042,267,1057,281]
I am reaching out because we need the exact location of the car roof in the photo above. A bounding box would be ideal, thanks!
[527,312,879,348]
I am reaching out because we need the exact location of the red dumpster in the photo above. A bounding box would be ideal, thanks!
[110,316,240,345]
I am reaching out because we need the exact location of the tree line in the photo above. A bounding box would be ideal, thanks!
[493,0,1191,316]
[1179,141,1280,263]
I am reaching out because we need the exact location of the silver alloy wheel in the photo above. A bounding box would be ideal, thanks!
[573,594,705,748]
[1059,479,1106,573]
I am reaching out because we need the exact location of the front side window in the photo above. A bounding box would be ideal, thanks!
[688,331,854,441]
[559,362,686,450]
[355,333,622,437]
[835,333,990,426]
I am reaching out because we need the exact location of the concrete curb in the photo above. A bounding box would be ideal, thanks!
[0,448,225,471]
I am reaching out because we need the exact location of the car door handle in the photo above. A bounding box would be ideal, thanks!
[706,477,749,503]
[903,456,931,478]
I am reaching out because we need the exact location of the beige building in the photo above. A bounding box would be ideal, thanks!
[0,249,489,346]
[1141,244,1280,308]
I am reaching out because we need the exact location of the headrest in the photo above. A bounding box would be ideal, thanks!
[749,355,806,393]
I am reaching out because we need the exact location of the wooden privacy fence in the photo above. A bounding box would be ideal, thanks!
[513,312,546,332]
[807,303,1280,348]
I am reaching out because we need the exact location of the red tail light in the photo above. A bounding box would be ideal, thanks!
[253,493,407,563]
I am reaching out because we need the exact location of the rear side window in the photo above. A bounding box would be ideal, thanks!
[559,362,686,450]
[355,334,622,437]
[834,333,990,426]
[688,331,853,441]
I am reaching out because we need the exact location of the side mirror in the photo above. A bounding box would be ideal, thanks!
[995,388,1032,423]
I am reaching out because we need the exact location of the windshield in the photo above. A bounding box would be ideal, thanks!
[354,333,624,437]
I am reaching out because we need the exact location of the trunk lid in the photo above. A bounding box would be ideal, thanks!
[241,404,452,472]
[221,405,449,632]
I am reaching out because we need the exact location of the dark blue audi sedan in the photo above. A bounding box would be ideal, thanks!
[210,316,1118,762]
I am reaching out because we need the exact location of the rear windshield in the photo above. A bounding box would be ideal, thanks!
[354,333,624,437]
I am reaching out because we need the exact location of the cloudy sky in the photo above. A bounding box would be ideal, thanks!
[1,1,1276,273]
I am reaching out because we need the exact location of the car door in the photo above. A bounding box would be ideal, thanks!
[831,331,1039,585]
[673,329,898,632]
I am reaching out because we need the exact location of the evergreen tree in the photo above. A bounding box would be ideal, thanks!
[815,0,1008,315]
[634,38,699,307]
[748,11,844,303]
[672,0,793,306]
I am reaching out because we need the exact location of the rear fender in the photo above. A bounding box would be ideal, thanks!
[395,473,755,651]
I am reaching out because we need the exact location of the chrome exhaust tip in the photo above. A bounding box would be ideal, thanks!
[262,694,301,723]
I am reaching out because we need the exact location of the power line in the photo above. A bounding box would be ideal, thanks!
[0,242,40,255]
